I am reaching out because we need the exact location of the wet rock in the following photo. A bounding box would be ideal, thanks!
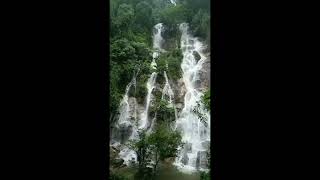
[196,151,208,169]
[193,51,201,61]
[196,152,200,169]
[162,38,177,50]
[181,153,189,165]
[201,141,210,150]
[172,78,186,104]
[175,103,183,110]
[110,148,118,160]
[197,60,210,90]
[194,79,202,89]
[118,124,133,143]
[128,97,137,120]
[185,143,192,153]
[164,157,175,164]
[113,158,124,168]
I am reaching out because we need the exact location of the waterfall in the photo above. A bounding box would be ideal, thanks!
[117,77,135,126]
[111,22,210,172]
[173,23,210,173]
[139,72,157,129]
[141,23,165,132]
[114,75,139,165]
[169,0,177,6]
[161,71,174,103]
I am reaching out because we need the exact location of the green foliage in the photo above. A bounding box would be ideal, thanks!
[128,130,152,171]
[167,54,182,80]
[202,89,210,111]
[159,4,192,28]
[116,4,135,29]
[147,124,183,175]
[156,48,182,82]
[134,1,153,31]
[128,126,182,178]
[110,36,152,115]
[154,100,175,126]
[192,90,210,126]
[200,171,210,180]
[110,0,211,179]
[110,166,138,180]
[110,171,130,180]
[182,0,211,12]
[190,9,210,39]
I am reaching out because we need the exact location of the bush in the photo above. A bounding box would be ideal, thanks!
[202,89,210,111]
[110,171,130,180]
[200,171,210,180]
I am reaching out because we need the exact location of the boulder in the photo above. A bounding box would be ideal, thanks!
[175,103,184,110]
[193,51,201,61]
[112,158,124,168]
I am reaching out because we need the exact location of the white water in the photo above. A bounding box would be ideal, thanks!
[143,23,166,132]
[139,72,157,129]
[162,71,174,104]
[169,0,177,6]
[115,76,139,165]
[117,76,136,127]
[174,23,210,173]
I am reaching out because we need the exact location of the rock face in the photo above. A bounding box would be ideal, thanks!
[181,153,189,165]
[196,58,210,91]
[193,51,201,61]
[185,143,192,153]
[128,97,137,121]
[175,103,183,110]
[201,140,210,150]
[118,124,133,144]
[172,78,186,104]
[196,151,209,169]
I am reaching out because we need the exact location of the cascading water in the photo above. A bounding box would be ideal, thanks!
[117,78,135,126]
[142,23,165,132]
[113,76,139,165]
[169,0,177,6]
[162,71,174,103]
[139,72,157,129]
[162,71,178,121]
[174,23,210,173]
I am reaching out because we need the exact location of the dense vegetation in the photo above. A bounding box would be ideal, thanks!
[110,0,211,179]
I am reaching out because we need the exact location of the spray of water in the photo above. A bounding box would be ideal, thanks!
[169,0,177,6]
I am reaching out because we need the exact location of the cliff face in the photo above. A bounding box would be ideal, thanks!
[110,22,211,172]
[197,54,211,91]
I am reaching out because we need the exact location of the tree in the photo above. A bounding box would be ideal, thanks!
[159,4,192,37]
[128,130,151,171]
[116,3,134,29]
[134,1,153,30]
[202,89,210,111]
[152,99,175,128]
[190,9,210,39]
[147,124,182,176]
